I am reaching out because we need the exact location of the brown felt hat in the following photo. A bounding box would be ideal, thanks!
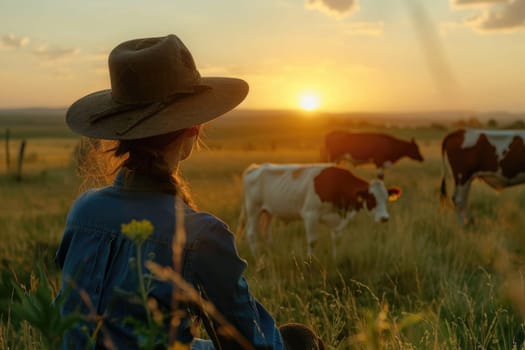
[66,34,248,140]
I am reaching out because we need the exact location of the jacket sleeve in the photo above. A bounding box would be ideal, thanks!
[55,227,73,269]
[187,219,284,350]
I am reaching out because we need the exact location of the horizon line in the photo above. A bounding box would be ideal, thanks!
[1,106,525,116]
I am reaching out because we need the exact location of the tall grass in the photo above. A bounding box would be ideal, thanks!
[1,123,525,349]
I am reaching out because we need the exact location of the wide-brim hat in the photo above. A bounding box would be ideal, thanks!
[66,34,248,140]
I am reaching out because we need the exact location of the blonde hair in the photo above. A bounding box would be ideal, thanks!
[75,129,197,208]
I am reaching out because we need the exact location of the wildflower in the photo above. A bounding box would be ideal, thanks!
[121,219,154,243]
[168,341,191,350]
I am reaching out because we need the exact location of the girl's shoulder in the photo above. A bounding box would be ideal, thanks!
[185,209,229,233]
[68,188,104,211]
[184,209,236,245]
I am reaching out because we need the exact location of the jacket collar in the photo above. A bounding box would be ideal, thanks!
[113,168,176,193]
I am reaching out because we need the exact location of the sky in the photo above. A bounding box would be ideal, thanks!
[1,0,525,113]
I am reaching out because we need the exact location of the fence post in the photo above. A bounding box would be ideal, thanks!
[15,139,26,182]
[4,128,9,173]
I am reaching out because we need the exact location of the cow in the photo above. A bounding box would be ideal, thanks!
[320,130,424,179]
[237,163,402,258]
[440,128,525,224]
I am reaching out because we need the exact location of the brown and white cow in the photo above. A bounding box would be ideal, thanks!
[440,128,525,224]
[321,130,424,179]
[238,163,402,258]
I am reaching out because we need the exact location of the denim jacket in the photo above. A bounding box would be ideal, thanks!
[55,170,284,350]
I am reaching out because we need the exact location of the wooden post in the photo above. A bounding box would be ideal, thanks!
[15,139,26,182]
[4,128,9,173]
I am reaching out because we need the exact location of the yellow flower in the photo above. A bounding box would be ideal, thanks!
[168,341,191,350]
[121,219,154,243]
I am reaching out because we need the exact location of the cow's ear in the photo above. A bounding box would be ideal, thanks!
[387,186,402,202]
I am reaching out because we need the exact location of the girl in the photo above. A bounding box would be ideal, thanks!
[56,34,323,350]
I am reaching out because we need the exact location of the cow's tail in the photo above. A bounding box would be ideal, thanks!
[440,136,450,207]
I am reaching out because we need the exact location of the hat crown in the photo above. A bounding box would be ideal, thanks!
[66,34,248,140]
[109,34,202,104]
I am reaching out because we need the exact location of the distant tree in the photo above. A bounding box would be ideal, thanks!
[453,116,482,129]
[466,116,482,128]
[453,119,467,128]
[430,123,447,131]
[504,120,525,129]
[487,119,498,128]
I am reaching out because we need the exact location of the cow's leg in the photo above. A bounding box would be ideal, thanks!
[259,210,274,247]
[377,161,392,180]
[452,180,473,224]
[330,229,344,259]
[377,166,384,180]
[302,212,319,257]
[321,211,353,259]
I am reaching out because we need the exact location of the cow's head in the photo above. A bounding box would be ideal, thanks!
[314,167,401,222]
[357,180,402,223]
[408,138,424,162]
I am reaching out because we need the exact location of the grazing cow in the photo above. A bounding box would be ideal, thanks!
[237,163,402,258]
[440,128,525,224]
[321,130,424,179]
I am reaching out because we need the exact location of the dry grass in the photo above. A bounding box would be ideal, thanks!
[2,117,525,349]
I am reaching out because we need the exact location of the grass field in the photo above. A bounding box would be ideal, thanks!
[1,111,525,349]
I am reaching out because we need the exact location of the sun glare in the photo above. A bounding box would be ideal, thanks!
[299,93,320,111]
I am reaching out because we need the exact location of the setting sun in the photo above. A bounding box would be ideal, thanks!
[298,93,320,111]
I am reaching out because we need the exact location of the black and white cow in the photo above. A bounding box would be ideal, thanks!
[441,128,525,224]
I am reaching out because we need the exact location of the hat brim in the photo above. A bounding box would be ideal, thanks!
[66,77,248,140]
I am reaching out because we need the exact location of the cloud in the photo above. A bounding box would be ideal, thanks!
[341,21,384,36]
[83,50,109,76]
[451,0,507,6]
[451,0,525,32]
[470,0,525,31]
[33,46,80,61]
[306,0,359,18]
[0,34,30,49]
[85,51,107,61]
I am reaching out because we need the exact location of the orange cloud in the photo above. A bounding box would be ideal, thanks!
[452,0,507,6]
[452,0,525,32]
[33,46,80,61]
[341,21,384,36]
[0,34,29,49]
[306,0,359,18]
[472,0,525,31]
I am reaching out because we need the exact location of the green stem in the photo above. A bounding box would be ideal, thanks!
[136,243,154,349]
